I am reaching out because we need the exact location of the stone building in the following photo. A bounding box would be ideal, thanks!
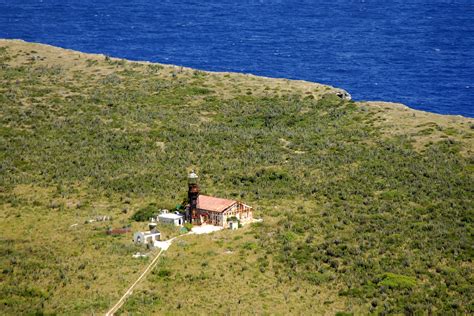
[185,171,253,228]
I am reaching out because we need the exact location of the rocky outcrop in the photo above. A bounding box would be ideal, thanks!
[335,89,351,100]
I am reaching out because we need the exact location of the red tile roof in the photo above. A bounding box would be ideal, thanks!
[197,195,236,213]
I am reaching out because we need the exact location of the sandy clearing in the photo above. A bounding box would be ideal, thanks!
[191,224,224,235]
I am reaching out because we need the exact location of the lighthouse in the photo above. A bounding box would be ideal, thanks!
[187,170,200,224]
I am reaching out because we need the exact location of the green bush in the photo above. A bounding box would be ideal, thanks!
[183,223,193,232]
[156,269,172,278]
[131,204,157,222]
[377,273,417,289]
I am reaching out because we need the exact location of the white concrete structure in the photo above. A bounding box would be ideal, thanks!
[133,224,160,246]
[133,231,161,245]
[229,220,239,230]
[158,212,184,226]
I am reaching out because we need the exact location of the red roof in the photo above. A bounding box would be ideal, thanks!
[197,195,236,213]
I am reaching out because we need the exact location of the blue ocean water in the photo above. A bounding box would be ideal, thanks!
[1,0,473,117]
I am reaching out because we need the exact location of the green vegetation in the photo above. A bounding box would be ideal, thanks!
[131,203,158,222]
[183,222,193,232]
[377,273,417,289]
[0,40,473,315]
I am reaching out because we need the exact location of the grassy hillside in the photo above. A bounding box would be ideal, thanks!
[0,40,473,315]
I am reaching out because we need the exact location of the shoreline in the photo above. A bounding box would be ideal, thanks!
[2,38,472,120]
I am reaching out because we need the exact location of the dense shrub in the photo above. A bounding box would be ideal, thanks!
[131,204,157,222]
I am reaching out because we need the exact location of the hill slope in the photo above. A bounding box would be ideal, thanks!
[0,40,473,315]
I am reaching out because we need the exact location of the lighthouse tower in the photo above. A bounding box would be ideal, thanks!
[187,171,200,224]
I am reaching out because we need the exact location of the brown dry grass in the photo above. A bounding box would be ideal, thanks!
[359,101,473,155]
[0,39,344,102]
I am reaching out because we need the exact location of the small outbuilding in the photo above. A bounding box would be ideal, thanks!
[228,220,239,230]
[133,223,161,246]
[158,212,184,226]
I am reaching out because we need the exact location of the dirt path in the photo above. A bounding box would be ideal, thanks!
[104,235,181,316]
[104,225,224,315]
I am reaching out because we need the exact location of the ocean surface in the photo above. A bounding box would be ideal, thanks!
[1,0,473,117]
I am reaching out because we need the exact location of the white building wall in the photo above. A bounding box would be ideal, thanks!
[133,231,160,244]
[158,214,184,226]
